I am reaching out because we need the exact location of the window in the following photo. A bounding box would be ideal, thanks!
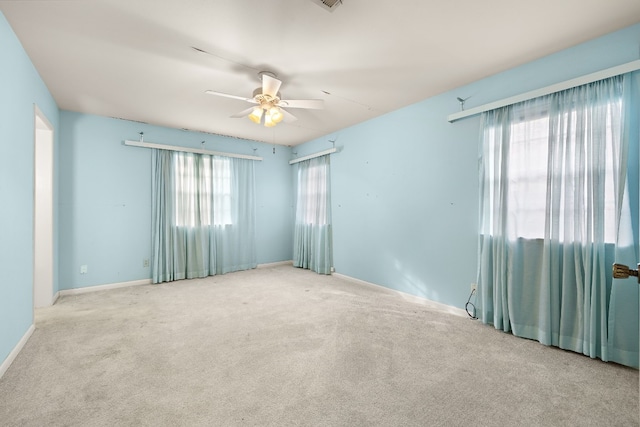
[151,148,257,283]
[477,75,634,366]
[483,96,620,243]
[211,157,232,226]
[296,161,328,225]
[173,153,232,227]
[293,155,332,274]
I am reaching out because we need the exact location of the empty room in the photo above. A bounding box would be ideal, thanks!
[1,1,639,425]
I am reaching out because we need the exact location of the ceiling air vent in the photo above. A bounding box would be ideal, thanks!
[309,0,343,12]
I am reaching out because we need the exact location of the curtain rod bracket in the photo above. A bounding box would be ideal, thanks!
[457,96,470,111]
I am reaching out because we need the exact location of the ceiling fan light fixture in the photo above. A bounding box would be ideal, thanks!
[208,71,323,128]
[248,107,263,124]
[269,107,284,124]
[264,114,276,127]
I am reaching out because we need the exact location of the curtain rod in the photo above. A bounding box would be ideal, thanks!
[289,148,337,165]
[447,59,640,123]
[124,140,263,161]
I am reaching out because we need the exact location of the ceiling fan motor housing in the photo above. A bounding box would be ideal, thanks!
[253,88,281,109]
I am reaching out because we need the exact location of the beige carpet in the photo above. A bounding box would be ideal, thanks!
[0,264,637,426]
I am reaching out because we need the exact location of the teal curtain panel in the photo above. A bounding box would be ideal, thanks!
[293,155,333,275]
[151,149,257,283]
[477,73,639,367]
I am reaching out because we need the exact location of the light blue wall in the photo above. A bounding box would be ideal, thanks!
[297,23,640,310]
[58,112,293,290]
[0,12,59,364]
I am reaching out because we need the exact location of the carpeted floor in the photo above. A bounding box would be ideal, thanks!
[0,264,637,426]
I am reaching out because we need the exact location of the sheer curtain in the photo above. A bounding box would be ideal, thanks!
[151,149,256,283]
[477,74,638,366]
[293,155,332,274]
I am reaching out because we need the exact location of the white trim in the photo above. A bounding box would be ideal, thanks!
[124,140,263,161]
[289,148,337,165]
[52,291,60,304]
[257,260,293,268]
[447,59,640,123]
[58,278,152,296]
[333,272,468,317]
[34,104,54,130]
[33,105,55,310]
[0,325,35,380]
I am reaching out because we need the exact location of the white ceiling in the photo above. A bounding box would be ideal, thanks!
[2,0,639,146]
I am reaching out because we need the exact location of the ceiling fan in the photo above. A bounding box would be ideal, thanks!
[205,71,324,127]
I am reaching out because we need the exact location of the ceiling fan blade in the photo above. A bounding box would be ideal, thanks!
[230,107,256,118]
[281,108,298,123]
[205,90,256,103]
[262,74,282,98]
[279,99,324,109]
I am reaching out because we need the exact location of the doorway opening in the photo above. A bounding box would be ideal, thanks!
[33,106,54,309]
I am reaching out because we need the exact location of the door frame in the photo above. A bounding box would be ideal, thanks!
[33,105,54,310]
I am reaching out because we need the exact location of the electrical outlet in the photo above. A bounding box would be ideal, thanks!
[80,265,88,274]
[143,258,150,268]
[470,282,477,292]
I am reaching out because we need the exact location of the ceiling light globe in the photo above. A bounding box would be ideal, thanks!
[264,114,276,127]
[270,107,284,124]
[248,107,263,124]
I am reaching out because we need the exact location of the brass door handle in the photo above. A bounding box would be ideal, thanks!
[612,263,640,283]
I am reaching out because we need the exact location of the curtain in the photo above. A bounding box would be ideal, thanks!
[293,155,332,274]
[608,70,640,367]
[477,74,638,367]
[151,149,256,283]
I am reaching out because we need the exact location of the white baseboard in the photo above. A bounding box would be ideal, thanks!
[257,260,293,269]
[52,291,60,305]
[0,324,35,380]
[333,272,467,318]
[58,278,152,296]
[59,267,292,296]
